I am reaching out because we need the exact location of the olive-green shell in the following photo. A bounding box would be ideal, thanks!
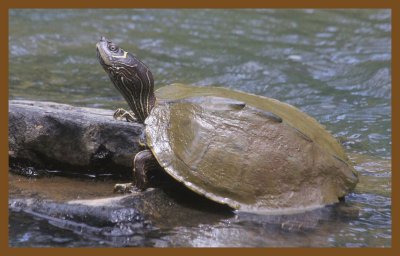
[145,83,358,213]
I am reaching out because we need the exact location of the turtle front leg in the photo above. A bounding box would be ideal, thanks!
[113,149,157,193]
[113,108,136,122]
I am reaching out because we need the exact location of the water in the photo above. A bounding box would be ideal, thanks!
[8,9,391,247]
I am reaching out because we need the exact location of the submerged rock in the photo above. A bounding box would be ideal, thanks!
[9,100,144,177]
[9,172,359,247]
[8,173,233,246]
[9,173,358,247]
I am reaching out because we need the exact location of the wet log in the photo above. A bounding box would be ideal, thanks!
[8,100,144,177]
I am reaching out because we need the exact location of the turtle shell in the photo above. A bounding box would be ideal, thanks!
[145,83,358,213]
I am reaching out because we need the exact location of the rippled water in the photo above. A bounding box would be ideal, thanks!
[8,9,391,247]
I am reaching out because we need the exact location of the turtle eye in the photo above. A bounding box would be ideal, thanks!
[108,44,118,52]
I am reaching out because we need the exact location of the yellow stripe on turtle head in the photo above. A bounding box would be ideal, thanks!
[112,50,128,59]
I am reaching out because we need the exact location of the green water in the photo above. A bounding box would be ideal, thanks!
[8,9,391,247]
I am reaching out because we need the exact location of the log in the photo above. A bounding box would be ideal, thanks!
[9,100,144,177]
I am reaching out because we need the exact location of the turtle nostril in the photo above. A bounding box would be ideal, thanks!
[100,36,106,42]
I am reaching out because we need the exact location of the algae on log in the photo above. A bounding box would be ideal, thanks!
[8,100,144,177]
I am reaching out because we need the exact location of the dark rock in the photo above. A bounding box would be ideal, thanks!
[9,100,144,177]
[8,172,358,247]
[9,196,154,247]
[8,173,233,246]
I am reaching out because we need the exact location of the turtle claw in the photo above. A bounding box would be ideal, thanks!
[134,175,148,191]
[113,108,136,122]
[113,183,134,193]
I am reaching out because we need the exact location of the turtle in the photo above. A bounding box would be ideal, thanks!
[96,36,358,213]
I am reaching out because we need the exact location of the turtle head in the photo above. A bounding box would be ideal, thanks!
[96,36,155,123]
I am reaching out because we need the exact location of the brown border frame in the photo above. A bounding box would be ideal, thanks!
[1,1,397,255]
